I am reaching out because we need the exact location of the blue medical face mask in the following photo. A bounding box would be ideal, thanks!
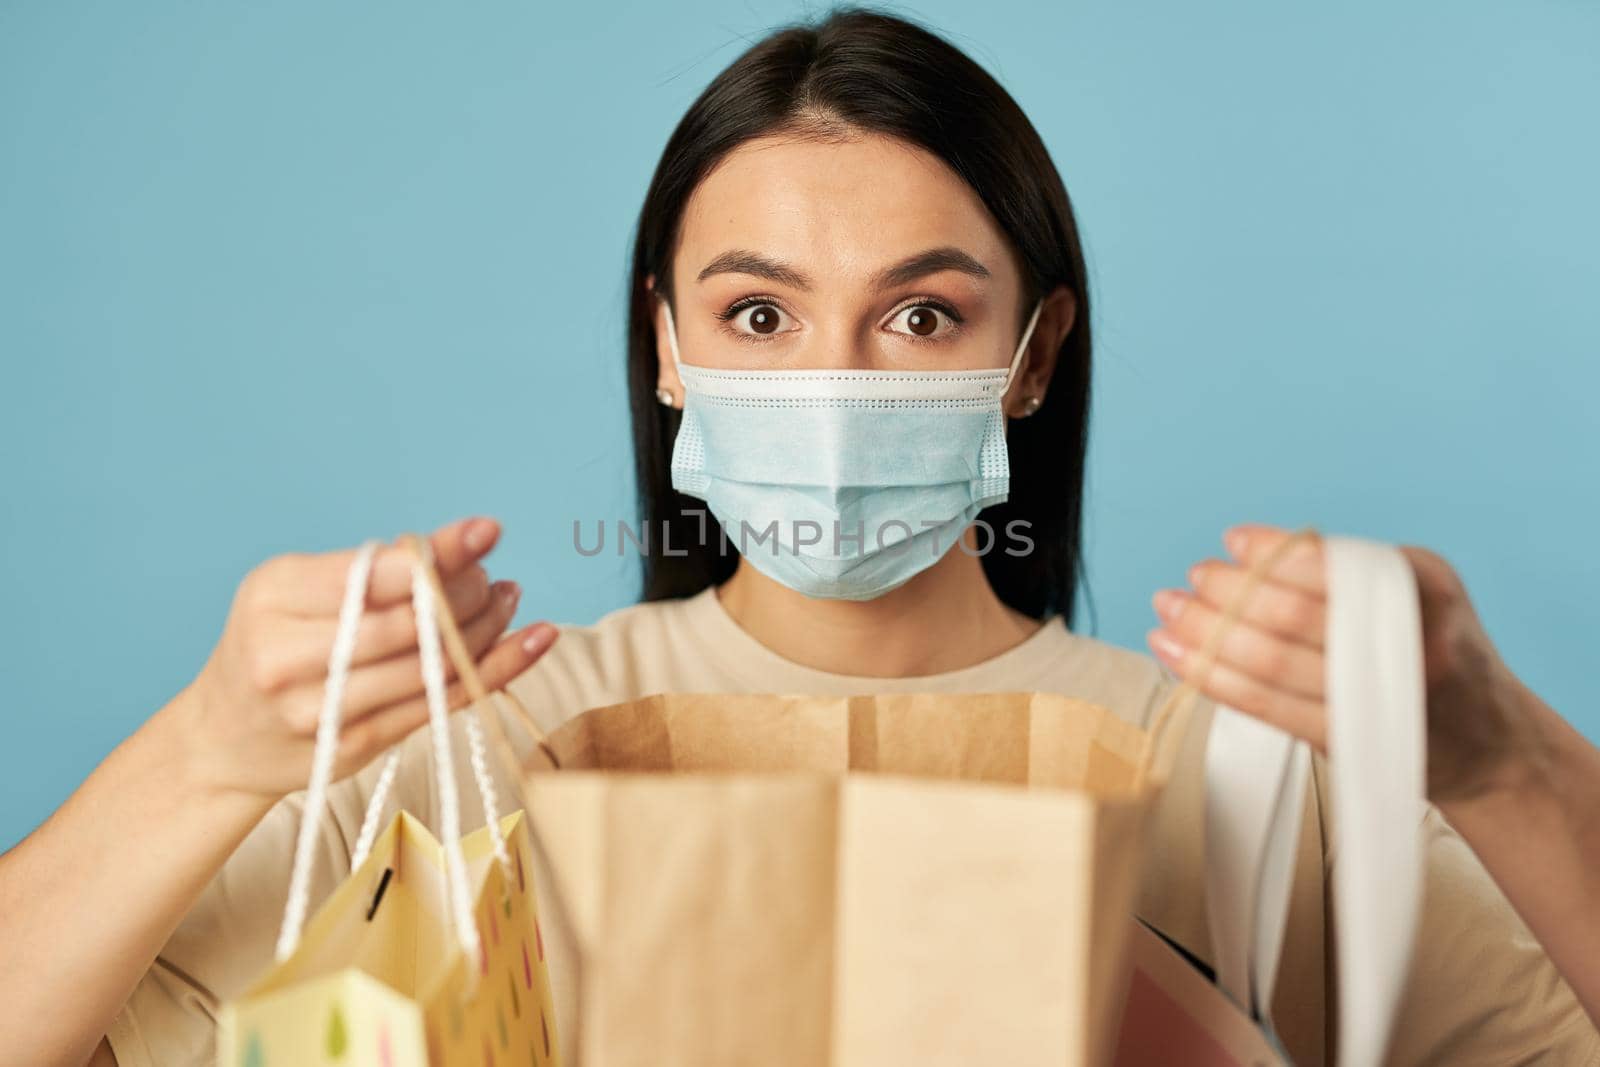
[661,296,1044,601]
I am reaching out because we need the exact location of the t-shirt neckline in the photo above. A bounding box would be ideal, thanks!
[679,584,1075,693]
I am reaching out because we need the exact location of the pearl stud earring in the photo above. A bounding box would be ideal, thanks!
[1021,395,1043,416]
[656,388,675,407]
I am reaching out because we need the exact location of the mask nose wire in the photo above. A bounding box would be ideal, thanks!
[1001,298,1045,397]
[659,295,684,368]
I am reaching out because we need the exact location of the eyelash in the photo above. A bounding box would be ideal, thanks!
[714,295,966,344]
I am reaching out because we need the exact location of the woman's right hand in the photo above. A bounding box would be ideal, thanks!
[175,515,558,803]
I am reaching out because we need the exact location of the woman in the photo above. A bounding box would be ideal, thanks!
[4,9,1596,1066]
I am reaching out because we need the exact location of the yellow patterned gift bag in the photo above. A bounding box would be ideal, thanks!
[217,535,562,1067]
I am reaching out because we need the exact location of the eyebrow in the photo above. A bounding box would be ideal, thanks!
[695,245,992,291]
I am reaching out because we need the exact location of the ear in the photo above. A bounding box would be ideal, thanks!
[646,273,684,409]
[1002,284,1077,419]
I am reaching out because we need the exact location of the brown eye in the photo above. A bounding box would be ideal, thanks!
[747,305,780,334]
[887,302,959,340]
[722,301,794,338]
[906,308,938,336]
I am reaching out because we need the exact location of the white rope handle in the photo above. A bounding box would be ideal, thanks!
[411,552,482,968]
[275,540,380,962]
[463,699,513,878]
[349,750,401,871]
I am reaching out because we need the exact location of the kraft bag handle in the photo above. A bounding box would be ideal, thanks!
[1202,536,1426,1067]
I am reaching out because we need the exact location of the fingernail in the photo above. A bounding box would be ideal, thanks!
[464,518,497,553]
[1225,528,1247,558]
[1147,628,1185,666]
[1187,562,1206,588]
[1153,589,1186,622]
[499,581,521,608]
[521,623,556,656]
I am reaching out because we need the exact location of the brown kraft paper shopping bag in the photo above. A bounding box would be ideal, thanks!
[513,689,1187,1067]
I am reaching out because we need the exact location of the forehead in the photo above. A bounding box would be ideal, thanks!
[674,131,1019,289]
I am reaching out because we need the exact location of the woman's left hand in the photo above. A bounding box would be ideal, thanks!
[1147,523,1548,802]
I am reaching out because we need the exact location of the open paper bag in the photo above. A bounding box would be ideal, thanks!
[516,688,1188,1067]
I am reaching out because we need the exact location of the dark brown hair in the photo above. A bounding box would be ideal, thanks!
[627,5,1093,623]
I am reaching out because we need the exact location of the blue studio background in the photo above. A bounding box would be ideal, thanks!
[2,1,1596,849]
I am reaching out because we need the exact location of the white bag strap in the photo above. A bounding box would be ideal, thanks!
[1204,704,1309,1018]
[1202,535,1426,1066]
[273,537,518,966]
[1326,536,1426,1065]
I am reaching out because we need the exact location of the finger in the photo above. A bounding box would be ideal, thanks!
[332,623,560,773]
[1147,627,1327,751]
[254,572,507,691]
[255,517,501,616]
[1187,558,1328,649]
[343,566,500,668]
[1153,588,1325,700]
[332,580,523,719]
[364,516,502,607]
[1222,524,1327,597]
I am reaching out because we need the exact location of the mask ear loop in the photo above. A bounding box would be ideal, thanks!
[1001,298,1045,398]
[658,294,684,368]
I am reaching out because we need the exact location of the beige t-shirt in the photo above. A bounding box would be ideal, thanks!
[107,587,1599,1066]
